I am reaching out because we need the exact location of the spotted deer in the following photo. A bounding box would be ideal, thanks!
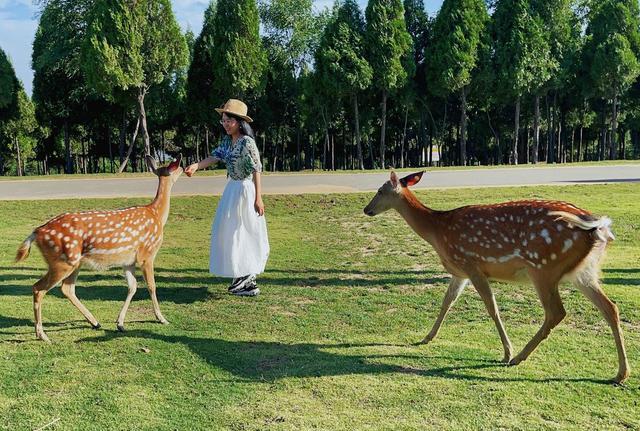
[364,171,629,383]
[15,155,183,342]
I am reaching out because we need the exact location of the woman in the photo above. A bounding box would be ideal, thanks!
[185,99,269,296]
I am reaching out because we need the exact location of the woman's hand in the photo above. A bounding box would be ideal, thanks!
[254,197,265,216]
[185,162,199,177]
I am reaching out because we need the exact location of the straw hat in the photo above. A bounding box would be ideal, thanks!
[215,99,253,123]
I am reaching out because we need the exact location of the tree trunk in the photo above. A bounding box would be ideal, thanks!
[354,94,364,170]
[379,89,388,168]
[611,94,618,160]
[401,106,409,168]
[549,92,557,163]
[64,120,72,174]
[15,136,22,176]
[118,115,141,173]
[459,86,468,166]
[138,87,151,159]
[533,95,540,163]
[513,98,520,164]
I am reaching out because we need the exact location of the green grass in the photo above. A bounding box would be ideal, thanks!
[1,159,639,181]
[0,184,639,430]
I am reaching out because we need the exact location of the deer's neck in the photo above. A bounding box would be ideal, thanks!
[396,190,441,245]
[150,177,173,225]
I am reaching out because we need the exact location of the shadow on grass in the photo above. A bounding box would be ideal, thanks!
[602,268,640,286]
[0,266,449,301]
[76,329,612,385]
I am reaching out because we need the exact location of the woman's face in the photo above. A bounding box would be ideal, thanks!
[221,113,240,136]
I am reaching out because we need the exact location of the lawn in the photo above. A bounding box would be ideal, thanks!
[0,183,638,430]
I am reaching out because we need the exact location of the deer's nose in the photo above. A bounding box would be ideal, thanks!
[364,208,374,216]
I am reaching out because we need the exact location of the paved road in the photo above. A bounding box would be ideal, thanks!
[0,164,638,200]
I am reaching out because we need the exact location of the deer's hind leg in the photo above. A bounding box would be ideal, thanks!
[469,273,513,363]
[510,272,565,366]
[33,261,75,342]
[60,267,101,329]
[573,266,629,384]
[116,265,137,332]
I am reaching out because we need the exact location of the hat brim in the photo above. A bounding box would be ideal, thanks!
[215,108,253,123]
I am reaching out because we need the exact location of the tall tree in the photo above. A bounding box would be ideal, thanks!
[365,0,413,168]
[211,0,267,102]
[584,0,640,159]
[1,87,38,176]
[186,1,219,143]
[82,0,188,171]
[428,0,488,165]
[0,48,21,175]
[316,0,372,170]
[493,0,554,164]
[32,0,95,174]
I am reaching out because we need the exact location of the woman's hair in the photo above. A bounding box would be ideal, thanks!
[226,113,255,139]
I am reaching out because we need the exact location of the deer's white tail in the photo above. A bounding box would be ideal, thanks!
[16,232,36,263]
[548,211,615,242]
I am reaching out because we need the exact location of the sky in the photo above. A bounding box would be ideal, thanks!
[0,0,444,97]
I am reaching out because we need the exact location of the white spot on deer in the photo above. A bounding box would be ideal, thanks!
[556,224,563,232]
[486,257,497,263]
[57,233,63,239]
[573,232,579,240]
[540,229,551,244]
[541,258,547,265]
[562,239,573,253]
[44,234,50,241]
[522,239,528,246]
[51,229,57,235]
[529,233,536,240]
[551,253,557,260]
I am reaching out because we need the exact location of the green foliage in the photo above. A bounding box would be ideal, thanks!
[427,0,488,97]
[82,0,188,98]
[584,0,640,99]
[493,0,556,101]
[259,0,323,77]
[365,0,413,92]
[316,0,372,97]
[211,0,267,101]
[0,47,19,121]
[186,1,219,126]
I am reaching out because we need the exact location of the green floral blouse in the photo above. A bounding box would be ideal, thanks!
[211,135,263,180]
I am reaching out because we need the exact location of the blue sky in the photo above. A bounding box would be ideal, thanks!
[0,0,443,96]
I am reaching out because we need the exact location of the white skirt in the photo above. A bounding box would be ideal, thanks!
[209,179,270,278]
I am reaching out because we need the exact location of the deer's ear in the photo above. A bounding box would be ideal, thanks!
[400,171,424,188]
[390,171,399,188]
[145,156,158,173]
[167,156,181,172]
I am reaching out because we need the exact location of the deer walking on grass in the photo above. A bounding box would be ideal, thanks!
[15,155,183,342]
[364,171,629,383]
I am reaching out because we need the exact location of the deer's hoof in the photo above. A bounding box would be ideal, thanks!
[508,357,522,366]
[92,323,101,330]
[159,318,169,325]
[614,371,630,385]
[36,333,51,343]
[417,336,433,345]
[117,324,125,332]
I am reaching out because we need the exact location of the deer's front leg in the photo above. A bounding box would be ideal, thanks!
[469,274,513,363]
[117,265,138,332]
[419,277,468,345]
[141,260,168,325]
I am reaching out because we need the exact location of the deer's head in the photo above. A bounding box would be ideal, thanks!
[146,154,183,183]
[364,171,424,216]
